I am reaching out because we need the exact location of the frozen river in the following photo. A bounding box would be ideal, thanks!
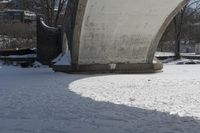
[0,64,200,133]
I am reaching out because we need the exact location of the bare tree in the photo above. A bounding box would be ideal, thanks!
[32,0,68,26]
[9,0,68,26]
[167,0,200,59]
[173,6,187,59]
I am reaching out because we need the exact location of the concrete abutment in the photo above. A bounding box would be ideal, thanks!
[53,0,188,73]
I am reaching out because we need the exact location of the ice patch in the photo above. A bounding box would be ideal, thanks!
[55,51,71,65]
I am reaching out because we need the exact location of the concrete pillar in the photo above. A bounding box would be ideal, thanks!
[59,0,188,73]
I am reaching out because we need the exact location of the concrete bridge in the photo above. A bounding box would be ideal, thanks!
[54,0,188,73]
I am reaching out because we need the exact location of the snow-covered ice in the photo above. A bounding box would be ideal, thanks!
[155,52,200,57]
[155,52,175,57]
[0,64,200,133]
[53,52,71,65]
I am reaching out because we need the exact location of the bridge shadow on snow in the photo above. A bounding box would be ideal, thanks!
[0,68,200,133]
[47,73,200,133]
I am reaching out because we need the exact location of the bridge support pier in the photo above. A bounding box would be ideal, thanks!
[54,0,188,73]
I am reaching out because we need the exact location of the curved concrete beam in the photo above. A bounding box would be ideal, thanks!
[62,0,188,73]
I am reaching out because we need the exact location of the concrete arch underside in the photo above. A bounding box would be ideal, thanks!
[58,0,188,73]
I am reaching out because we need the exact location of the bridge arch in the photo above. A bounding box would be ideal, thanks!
[60,0,188,73]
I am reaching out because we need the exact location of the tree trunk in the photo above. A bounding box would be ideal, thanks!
[173,6,186,59]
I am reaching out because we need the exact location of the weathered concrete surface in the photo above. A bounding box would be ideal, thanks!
[59,0,188,73]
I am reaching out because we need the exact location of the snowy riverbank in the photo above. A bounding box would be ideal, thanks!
[0,64,200,133]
